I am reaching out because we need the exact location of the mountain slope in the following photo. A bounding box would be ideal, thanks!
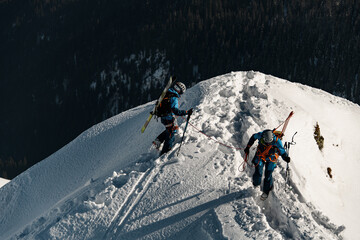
[0,71,359,239]
[0,178,9,188]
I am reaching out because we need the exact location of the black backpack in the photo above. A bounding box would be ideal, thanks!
[154,92,176,117]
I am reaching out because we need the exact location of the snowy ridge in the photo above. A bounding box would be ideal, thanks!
[1,71,359,239]
[0,177,9,189]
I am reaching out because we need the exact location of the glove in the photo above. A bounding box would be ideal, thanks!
[187,108,193,115]
[244,146,250,155]
[283,156,291,163]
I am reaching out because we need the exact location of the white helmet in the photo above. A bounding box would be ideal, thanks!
[174,82,186,94]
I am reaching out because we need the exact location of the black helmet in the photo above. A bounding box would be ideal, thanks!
[262,130,274,144]
[174,82,186,94]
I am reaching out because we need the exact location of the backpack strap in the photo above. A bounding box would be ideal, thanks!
[256,136,280,162]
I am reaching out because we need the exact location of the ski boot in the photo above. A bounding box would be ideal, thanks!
[152,139,161,150]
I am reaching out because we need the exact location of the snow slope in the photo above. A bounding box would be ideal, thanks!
[1,71,359,239]
[0,177,10,188]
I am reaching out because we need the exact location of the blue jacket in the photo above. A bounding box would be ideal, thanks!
[161,88,188,124]
[247,131,288,162]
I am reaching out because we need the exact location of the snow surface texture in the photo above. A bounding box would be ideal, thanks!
[0,177,9,189]
[1,71,359,239]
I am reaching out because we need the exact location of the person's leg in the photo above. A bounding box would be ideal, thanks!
[156,130,167,143]
[263,162,276,194]
[155,117,176,148]
[160,126,175,155]
[252,156,264,187]
[153,129,166,149]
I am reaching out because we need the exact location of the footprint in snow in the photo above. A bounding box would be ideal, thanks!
[219,89,236,98]
[112,174,129,189]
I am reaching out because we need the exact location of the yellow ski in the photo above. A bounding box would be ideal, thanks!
[141,77,174,133]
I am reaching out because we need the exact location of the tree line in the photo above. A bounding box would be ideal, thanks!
[1,0,359,179]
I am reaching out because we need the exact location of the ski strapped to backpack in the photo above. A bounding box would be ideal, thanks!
[273,111,294,138]
[141,77,174,133]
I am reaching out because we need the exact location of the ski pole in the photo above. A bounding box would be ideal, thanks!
[284,132,297,192]
[285,163,291,192]
[177,112,192,156]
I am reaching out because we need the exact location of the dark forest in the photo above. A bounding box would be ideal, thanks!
[1,0,359,178]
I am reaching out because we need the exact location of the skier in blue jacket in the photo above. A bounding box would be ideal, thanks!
[153,82,193,155]
[244,129,290,199]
